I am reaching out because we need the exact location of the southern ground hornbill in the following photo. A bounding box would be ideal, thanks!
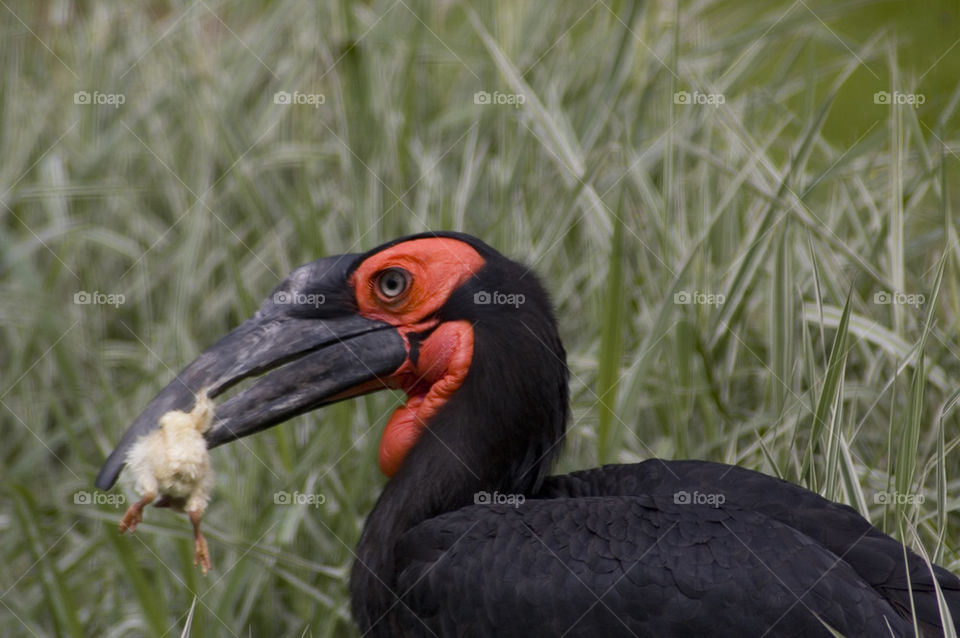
[97,231,960,637]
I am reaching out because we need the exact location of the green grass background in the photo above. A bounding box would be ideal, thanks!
[3,1,960,636]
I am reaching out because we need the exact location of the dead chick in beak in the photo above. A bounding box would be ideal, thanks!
[118,392,215,574]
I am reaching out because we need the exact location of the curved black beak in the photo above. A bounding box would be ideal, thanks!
[94,254,408,490]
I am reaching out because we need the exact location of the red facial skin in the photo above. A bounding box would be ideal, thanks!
[349,238,484,476]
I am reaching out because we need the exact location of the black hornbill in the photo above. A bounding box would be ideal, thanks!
[97,231,960,637]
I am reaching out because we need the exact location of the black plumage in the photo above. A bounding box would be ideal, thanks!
[387,461,960,636]
[346,234,959,637]
[98,232,960,637]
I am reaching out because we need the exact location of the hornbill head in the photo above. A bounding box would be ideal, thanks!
[96,232,568,493]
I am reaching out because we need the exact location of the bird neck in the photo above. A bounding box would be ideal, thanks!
[350,319,569,630]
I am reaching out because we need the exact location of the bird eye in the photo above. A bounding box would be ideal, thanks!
[375,268,410,300]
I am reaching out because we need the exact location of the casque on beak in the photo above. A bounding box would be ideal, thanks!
[95,253,408,490]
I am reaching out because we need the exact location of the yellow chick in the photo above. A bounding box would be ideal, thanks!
[118,392,215,574]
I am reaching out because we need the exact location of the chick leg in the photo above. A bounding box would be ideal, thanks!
[188,509,211,575]
[119,492,156,534]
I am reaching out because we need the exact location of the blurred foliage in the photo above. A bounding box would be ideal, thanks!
[2,0,960,635]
